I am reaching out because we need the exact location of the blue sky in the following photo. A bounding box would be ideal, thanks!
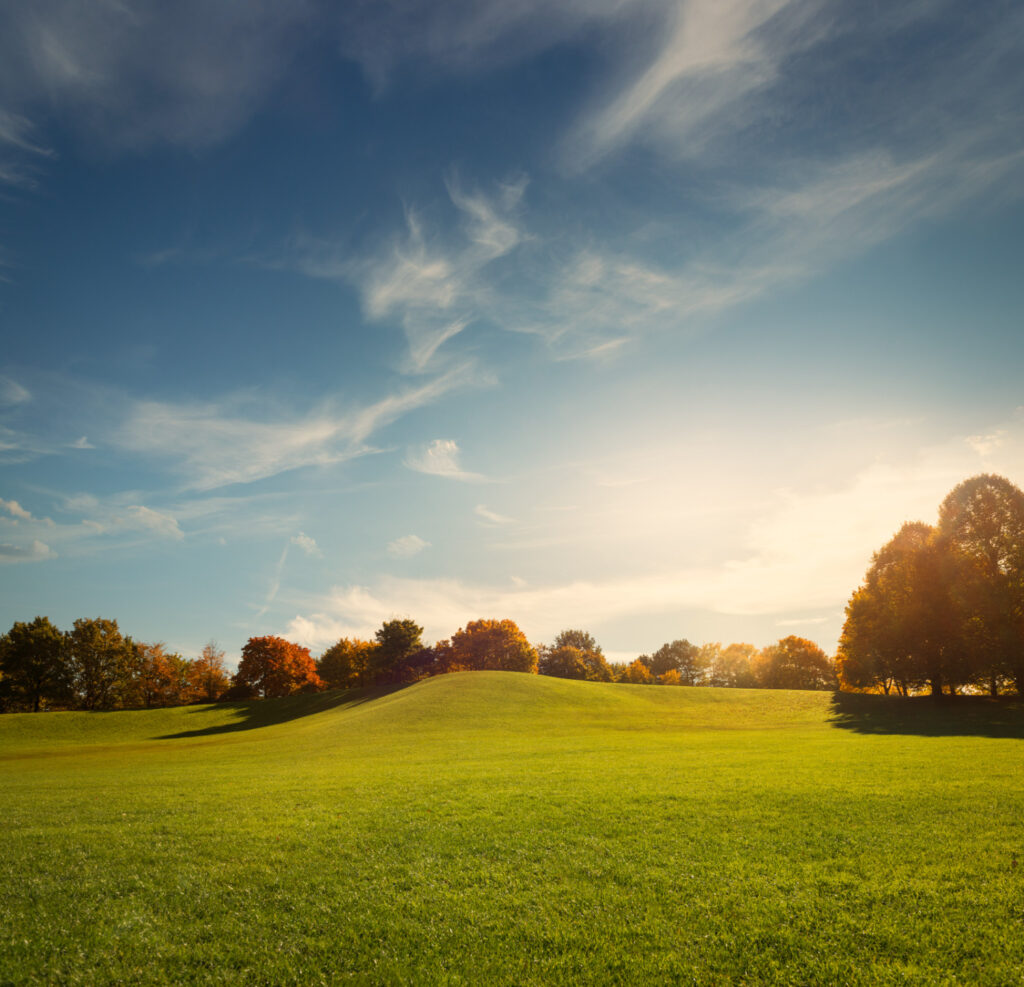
[2,0,1024,664]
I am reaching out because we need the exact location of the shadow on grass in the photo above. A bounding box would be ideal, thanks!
[829,691,1024,738]
[155,684,411,739]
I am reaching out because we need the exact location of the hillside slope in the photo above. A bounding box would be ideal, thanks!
[2,674,1023,985]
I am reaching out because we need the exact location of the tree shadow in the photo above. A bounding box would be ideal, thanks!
[155,683,410,739]
[829,691,1024,738]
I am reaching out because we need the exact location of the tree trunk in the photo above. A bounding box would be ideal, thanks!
[929,673,944,698]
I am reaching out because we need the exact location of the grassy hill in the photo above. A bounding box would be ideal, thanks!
[2,673,1022,984]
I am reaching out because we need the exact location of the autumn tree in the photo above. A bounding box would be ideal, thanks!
[0,616,71,712]
[233,636,323,698]
[539,629,613,682]
[188,642,231,702]
[837,522,958,697]
[317,637,379,689]
[448,619,538,673]
[66,617,137,710]
[130,642,191,708]
[938,474,1024,695]
[754,635,836,691]
[619,658,653,684]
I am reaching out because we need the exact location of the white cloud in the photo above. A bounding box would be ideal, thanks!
[291,531,321,557]
[115,366,474,490]
[568,0,805,168]
[0,498,32,520]
[279,180,526,374]
[123,505,184,541]
[387,534,429,558]
[475,504,514,525]
[0,539,55,563]
[69,435,94,449]
[288,410,1024,652]
[405,439,485,481]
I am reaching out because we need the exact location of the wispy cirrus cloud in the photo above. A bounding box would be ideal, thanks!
[115,364,477,490]
[566,0,810,169]
[475,504,514,525]
[0,376,31,406]
[280,177,527,374]
[0,1,312,154]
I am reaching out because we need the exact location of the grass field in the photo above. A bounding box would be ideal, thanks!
[2,673,1023,985]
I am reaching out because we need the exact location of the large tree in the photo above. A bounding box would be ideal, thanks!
[448,619,538,673]
[66,617,136,710]
[0,616,71,712]
[838,521,963,697]
[938,473,1024,695]
[233,636,323,698]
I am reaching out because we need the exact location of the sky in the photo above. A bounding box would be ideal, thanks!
[2,0,1024,665]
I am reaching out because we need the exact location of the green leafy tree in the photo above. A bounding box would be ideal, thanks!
[646,639,705,685]
[373,619,424,682]
[317,637,379,689]
[540,629,613,681]
[0,616,71,712]
[754,636,836,691]
[66,617,136,710]
[540,645,591,680]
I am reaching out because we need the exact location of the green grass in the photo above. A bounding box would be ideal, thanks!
[2,673,1023,985]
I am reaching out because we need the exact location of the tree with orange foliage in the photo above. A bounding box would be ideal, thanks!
[132,642,191,707]
[448,619,538,673]
[233,636,323,698]
[188,642,231,702]
[619,658,653,684]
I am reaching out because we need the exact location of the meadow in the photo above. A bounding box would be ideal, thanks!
[2,673,1023,985]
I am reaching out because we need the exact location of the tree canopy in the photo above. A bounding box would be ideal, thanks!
[448,619,538,673]
[838,474,1024,697]
[234,636,323,698]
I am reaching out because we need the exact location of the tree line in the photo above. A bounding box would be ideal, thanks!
[0,610,833,712]
[0,616,230,713]
[6,472,1019,711]
[837,473,1024,697]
